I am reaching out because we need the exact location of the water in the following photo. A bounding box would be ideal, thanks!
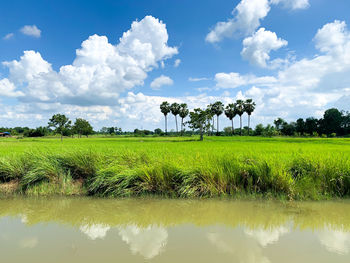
[1,198,350,263]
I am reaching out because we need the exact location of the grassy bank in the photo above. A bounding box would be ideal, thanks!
[1,136,350,200]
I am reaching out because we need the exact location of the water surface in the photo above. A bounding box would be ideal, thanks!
[1,198,350,262]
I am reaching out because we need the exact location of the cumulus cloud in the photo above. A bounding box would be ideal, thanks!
[150,75,173,90]
[206,0,270,43]
[206,0,309,43]
[20,25,41,38]
[3,33,14,40]
[0,78,25,97]
[241,28,288,67]
[1,16,177,106]
[214,20,350,122]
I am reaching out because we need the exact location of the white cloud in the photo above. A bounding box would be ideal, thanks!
[150,75,173,90]
[271,0,310,10]
[0,78,25,97]
[241,28,288,67]
[3,33,14,40]
[206,0,270,43]
[188,77,210,82]
[206,0,309,43]
[215,72,277,89]
[214,20,350,122]
[1,16,177,106]
[20,25,41,38]
[174,59,181,67]
[314,20,348,54]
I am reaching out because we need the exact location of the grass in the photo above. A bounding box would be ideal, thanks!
[0,136,350,200]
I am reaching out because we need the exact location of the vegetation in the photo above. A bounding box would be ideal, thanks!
[1,136,350,200]
[48,114,72,141]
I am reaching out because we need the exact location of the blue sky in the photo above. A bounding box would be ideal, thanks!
[1,0,350,130]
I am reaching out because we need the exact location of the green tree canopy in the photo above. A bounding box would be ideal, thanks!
[48,114,71,141]
[73,118,93,138]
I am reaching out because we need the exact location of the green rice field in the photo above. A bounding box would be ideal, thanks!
[1,136,350,200]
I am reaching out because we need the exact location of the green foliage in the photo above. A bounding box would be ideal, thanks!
[73,118,94,137]
[48,114,72,140]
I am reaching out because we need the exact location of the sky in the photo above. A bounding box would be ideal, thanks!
[1,0,350,131]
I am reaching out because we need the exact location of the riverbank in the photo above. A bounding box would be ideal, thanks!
[1,137,350,200]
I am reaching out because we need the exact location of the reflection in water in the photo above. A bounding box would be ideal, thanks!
[118,225,168,259]
[318,227,350,255]
[207,230,270,263]
[244,226,290,247]
[19,237,38,248]
[0,198,350,262]
[80,224,111,240]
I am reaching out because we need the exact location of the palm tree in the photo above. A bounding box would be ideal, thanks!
[234,100,245,136]
[179,103,189,135]
[225,104,237,136]
[160,101,171,135]
[206,104,215,136]
[212,101,224,135]
[244,99,256,135]
[170,102,181,134]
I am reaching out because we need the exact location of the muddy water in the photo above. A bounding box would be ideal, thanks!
[0,198,350,263]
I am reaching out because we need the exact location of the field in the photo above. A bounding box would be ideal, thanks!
[1,136,350,200]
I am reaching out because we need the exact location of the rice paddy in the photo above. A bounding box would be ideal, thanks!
[1,136,350,200]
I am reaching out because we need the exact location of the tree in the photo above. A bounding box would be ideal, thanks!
[255,124,264,136]
[48,114,71,141]
[281,122,296,136]
[170,102,181,134]
[188,108,211,141]
[212,101,224,135]
[320,108,343,135]
[154,128,163,135]
[160,101,171,135]
[179,103,189,135]
[274,118,286,131]
[73,118,93,138]
[244,99,256,135]
[305,117,318,135]
[206,104,215,136]
[296,118,305,135]
[224,104,237,135]
[234,100,245,136]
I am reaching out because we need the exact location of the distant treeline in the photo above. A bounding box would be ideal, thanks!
[0,108,349,138]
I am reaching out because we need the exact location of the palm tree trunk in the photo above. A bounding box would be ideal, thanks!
[175,115,178,134]
[165,115,167,135]
[248,114,251,135]
[217,115,219,136]
[200,125,203,141]
[212,117,214,136]
[231,119,234,136]
[240,115,242,136]
[181,118,183,136]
